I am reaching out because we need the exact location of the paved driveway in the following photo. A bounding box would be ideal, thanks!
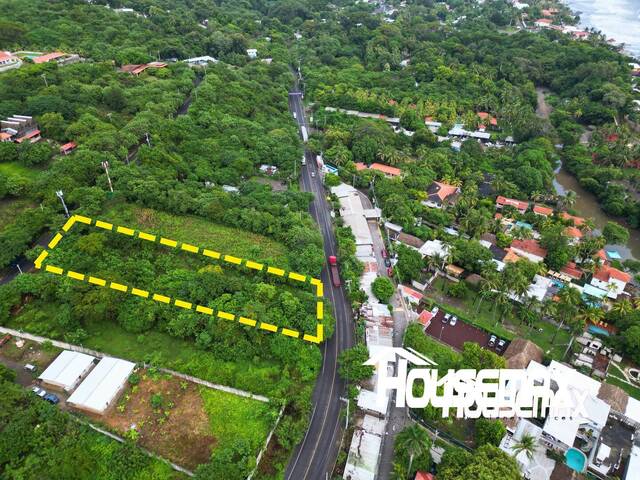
[424,308,508,354]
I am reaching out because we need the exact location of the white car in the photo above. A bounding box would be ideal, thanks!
[32,386,46,398]
[311,171,316,178]
[430,306,439,315]
[449,316,457,326]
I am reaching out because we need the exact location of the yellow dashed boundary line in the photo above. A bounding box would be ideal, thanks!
[34,215,325,344]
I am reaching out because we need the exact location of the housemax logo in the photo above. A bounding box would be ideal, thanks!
[364,347,587,419]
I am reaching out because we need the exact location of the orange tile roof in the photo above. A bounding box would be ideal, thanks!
[561,212,585,227]
[369,163,401,176]
[535,18,553,24]
[415,473,435,480]
[33,52,66,64]
[0,132,12,141]
[496,196,528,211]
[354,162,367,171]
[533,204,553,216]
[511,239,547,258]
[432,181,458,201]
[564,226,583,238]
[561,262,583,279]
[0,51,16,62]
[503,250,521,263]
[418,310,434,326]
[594,265,632,284]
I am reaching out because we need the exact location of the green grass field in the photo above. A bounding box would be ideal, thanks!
[0,161,43,180]
[100,203,290,268]
[199,387,278,454]
[606,375,640,400]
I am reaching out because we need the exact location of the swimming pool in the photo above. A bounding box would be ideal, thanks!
[565,448,587,472]
[588,325,610,336]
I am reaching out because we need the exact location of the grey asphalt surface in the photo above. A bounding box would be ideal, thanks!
[285,86,355,480]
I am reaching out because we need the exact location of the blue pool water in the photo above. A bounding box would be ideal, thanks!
[565,448,587,472]
[588,325,610,337]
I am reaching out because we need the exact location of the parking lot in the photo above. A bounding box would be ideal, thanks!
[423,308,509,355]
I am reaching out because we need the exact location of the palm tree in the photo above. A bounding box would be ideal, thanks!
[561,190,577,209]
[512,433,538,461]
[578,306,605,326]
[552,287,583,343]
[395,424,431,476]
[612,299,633,316]
[390,462,408,480]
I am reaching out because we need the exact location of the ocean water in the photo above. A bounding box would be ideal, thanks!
[563,0,640,58]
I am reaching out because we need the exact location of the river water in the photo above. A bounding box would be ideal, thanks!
[553,167,640,260]
[563,0,640,58]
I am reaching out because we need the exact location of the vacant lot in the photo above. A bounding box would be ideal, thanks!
[97,368,276,470]
[103,203,291,268]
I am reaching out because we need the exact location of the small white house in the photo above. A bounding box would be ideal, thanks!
[246,49,258,59]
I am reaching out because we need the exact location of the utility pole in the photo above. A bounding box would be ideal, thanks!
[101,161,114,193]
[55,190,70,218]
[145,133,151,148]
[16,264,23,275]
[41,73,48,87]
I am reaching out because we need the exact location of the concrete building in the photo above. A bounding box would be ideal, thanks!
[0,51,21,72]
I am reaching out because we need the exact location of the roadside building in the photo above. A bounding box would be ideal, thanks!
[534,18,553,28]
[32,52,82,66]
[368,163,401,178]
[423,181,460,209]
[38,350,96,392]
[564,226,583,245]
[384,221,403,241]
[397,232,425,250]
[560,212,586,228]
[343,415,387,480]
[67,357,135,415]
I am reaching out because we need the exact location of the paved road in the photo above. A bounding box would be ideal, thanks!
[0,231,52,286]
[285,86,355,480]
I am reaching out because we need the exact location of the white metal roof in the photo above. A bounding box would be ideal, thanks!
[342,213,373,246]
[343,429,382,480]
[38,350,95,390]
[67,357,135,413]
[418,239,449,258]
[625,397,640,424]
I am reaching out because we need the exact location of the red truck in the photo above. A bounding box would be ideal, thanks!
[328,255,341,287]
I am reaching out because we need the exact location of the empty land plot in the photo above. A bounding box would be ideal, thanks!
[95,369,277,471]
[37,210,324,342]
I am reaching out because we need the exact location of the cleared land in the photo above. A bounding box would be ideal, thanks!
[95,368,277,470]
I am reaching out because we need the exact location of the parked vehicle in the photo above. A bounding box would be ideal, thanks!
[443,313,450,323]
[311,171,316,178]
[328,255,341,287]
[384,258,391,267]
[488,335,497,348]
[43,393,60,405]
[449,316,457,326]
[24,364,37,373]
[301,156,306,166]
[430,306,439,316]
[387,267,393,277]
[293,112,297,119]
[32,386,47,398]
[381,248,387,258]
[496,339,506,352]
[0,334,11,347]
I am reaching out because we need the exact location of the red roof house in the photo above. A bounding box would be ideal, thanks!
[510,239,547,262]
[418,310,434,328]
[60,142,77,155]
[496,196,528,213]
[33,52,66,64]
[564,226,583,240]
[533,204,553,216]
[477,112,498,128]
[561,212,586,227]
[15,129,41,144]
[369,163,401,177]
[354,162,367,171]
[560,262,583,280]
[119,61,167,75]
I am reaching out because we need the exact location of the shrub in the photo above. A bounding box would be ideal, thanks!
[128,373,140,386]
[372,276,394,303]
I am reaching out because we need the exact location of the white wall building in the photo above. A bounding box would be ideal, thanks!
[67,357,135,415]
[38,350,96,392]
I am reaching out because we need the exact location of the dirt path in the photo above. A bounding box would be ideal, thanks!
[536,87,552,119]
